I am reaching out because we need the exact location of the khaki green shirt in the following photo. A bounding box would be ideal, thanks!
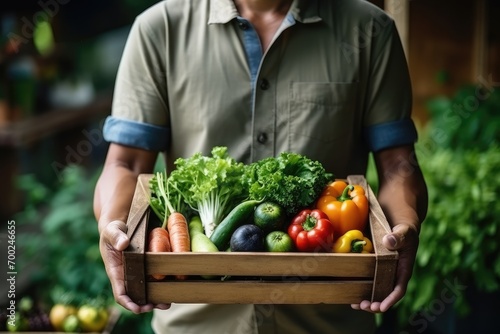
[104,0,417,178]
[104,0,416,332]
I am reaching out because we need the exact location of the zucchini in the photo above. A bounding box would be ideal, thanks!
[190,219,219,279]
[188,216,205,237]
[210,199,261,251]
[191,233,219,252]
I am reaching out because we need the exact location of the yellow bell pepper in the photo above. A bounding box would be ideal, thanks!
[332,230,373,253]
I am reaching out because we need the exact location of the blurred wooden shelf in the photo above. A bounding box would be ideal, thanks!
[0,92,112,220]
[0,93,112,148]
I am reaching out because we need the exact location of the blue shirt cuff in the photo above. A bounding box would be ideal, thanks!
[365,119,418,152]
[103,116,170,151]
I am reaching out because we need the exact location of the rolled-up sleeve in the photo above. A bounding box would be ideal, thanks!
[103,116,170,151]
[364,118,417,152]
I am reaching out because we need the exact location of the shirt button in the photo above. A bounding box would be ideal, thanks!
[238,21,249,30]
[260,79,270,90]
[257,133,268,144]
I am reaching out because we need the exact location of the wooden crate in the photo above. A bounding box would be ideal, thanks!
[123,174,397,305]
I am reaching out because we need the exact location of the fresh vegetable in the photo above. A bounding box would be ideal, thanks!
[49,303,77,332]
[245,152,333,216]
[167,212,191,279]
[191,233,219,253]
[188,216,205,236]
[230,224,265,252]
[76,304,108,332]
[148,227,171,280]
[149,171,192,226]
[315,180,369,237]
[189,216,219,252]
[149,171,190,279]
[62,314,80,333]
[6,313,29,332]
[254,201,286,233]
[332,230,373,253]
[210,199,261,251]
[287,209,335,252]
[166,212,190,254]
[168,147,249,237]
[191,232,219,279]
[264,231,294,252]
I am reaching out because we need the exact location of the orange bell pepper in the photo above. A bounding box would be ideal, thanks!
[315,180,369,237]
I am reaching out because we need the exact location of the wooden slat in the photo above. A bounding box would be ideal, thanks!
[347,175,398,302]
[123,251,148,306]
[147,280,373,304]
[365,178,398,302]
[145,252,376,278]
[126,174,152,240]
[123,174,152,305]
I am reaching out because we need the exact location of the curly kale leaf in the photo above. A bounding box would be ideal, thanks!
[245,152,334,216]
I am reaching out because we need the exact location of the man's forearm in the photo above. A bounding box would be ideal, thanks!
[374,146,429,232]
[377,172,428,233]
[94,164,140,233]
[93,144,158,232]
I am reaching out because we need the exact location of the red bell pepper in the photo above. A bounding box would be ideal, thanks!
[287,209,335,252]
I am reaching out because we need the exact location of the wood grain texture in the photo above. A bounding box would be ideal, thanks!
[348,175,398,302]
[123,174,152,305]
[145,252,376,277]
[147,280,374,304]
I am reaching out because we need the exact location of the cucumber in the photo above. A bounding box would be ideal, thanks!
[210,199,261,251]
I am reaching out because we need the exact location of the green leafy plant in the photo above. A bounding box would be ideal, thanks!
[397,143,500,321]
[168,146,249,237]
[426,84,500,151]
[16,165,112,305]
[245,152,333,216]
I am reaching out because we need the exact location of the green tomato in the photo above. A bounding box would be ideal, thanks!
[254,202,285,233]
[77,305,108,332]
[264,231,294,252]
[62,314,81,333]
[6,313,29,332]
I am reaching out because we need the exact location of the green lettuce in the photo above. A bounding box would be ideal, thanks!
[168,147,248,236]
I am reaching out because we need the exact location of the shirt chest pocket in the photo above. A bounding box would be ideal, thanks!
[288,82,359,145]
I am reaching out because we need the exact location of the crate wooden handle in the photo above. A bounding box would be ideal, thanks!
[123,174,152,305]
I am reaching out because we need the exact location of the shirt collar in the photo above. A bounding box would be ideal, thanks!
[289,0,322,24]
[208,0,239,24]
[208,0,322,25]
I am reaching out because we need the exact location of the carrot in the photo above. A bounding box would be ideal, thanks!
[167,212,190,252]
[167,212,191,280]
[147,227,171,280]
[150,171,191,280]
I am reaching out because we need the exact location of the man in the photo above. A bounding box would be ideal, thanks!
[94,0,428,332]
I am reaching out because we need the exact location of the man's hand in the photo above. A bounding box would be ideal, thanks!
[351,223,419,313]
[99,220,171,313]
[352,144,428,313]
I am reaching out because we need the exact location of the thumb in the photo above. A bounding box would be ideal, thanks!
[103,220,130,251]
[382,224,413,251]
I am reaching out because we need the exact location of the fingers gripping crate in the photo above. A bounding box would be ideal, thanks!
[122,174,397,305]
